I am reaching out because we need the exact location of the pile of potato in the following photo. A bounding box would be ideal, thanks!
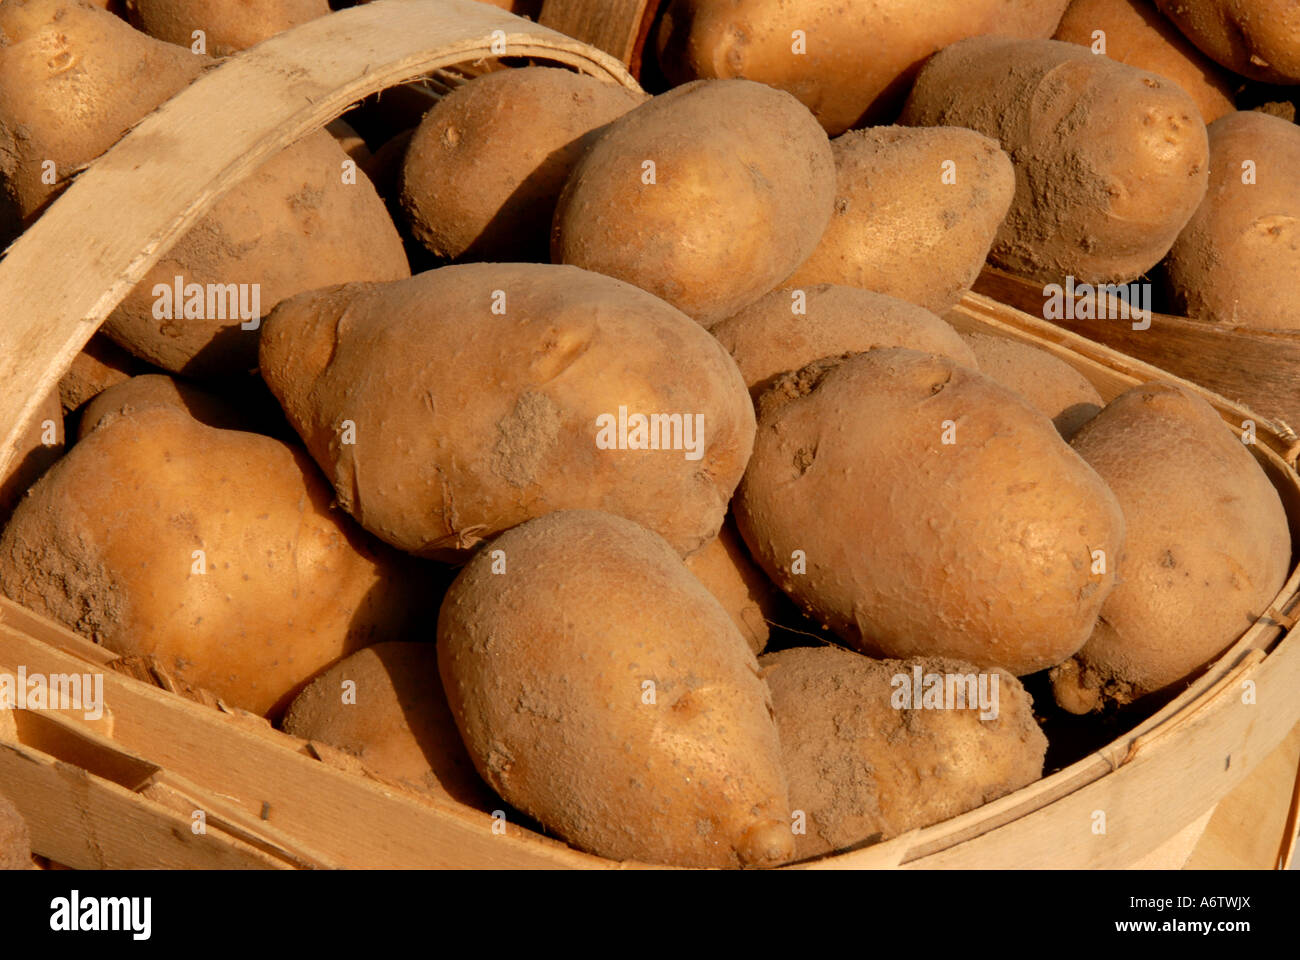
[0,0,1296,869]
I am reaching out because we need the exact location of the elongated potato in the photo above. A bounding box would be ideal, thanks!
[281,642,491,807]
[736,349,1125,675]
[684,520,783,654]
[763,646,1046,859]
[655,0,1070,134]
[1054,0,1235,123]
[0,405,430,717]
[1164,111,1300,331]
[786,126,1015,313]
[1154,0,1300,84]
[552,79,835,325]
[961,333,1103,438]
[901,36,1209,285]
[1052,382,1291,712]
[438,510,793,868]
[401,66,645,262]
[710,284,977,396]
[126,0,330,56]
[259,263,755,560]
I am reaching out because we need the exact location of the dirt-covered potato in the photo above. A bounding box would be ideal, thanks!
[0,389,63,520]
[57,336,149,414]
[1054,0,1235,123]
[762,646,1046,859]
[901,36,1209,285]
[736,349,1125,676]
[552,79,835,326]
[281,642,491,807]
[125,0,330,56]
[1154,0,1300,84]
[0,405,429,717]
[104,130,409,378]
[684,520,783,655]
[259,263,755,561]
[710,284,977,396]
[0,0,204,240]
[438,510,793,868]
[961,333,1103,438]
[1164,111,1300,330]
[401,66,644,262]
[655,0,1070,134]
[1052,382,1291,712]
[0,794,31,871]
[787,127,1015,313]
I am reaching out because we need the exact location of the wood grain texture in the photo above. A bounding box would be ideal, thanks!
[0,0,638,485]
[539,0,657,66]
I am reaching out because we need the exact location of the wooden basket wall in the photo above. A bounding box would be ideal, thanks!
[0,0,1297,869]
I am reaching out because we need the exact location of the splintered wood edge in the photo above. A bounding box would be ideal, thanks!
[0,0,638,480]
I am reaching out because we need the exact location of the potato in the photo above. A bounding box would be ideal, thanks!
[762,646,1046,859]
[125,0,330,56]
[0,404,430,717]
[735,349,1125,675]
[552,79,835,326]
[438,510,793,868]
[281,642,492,808]
[0,794,31,871]
[786,126,1015,313]
[0,0,203,239]
[103,130,409,378]
[1052,382,1291,713]
[961,333,1103,438]
[1163,111,1300,330]
[901,36,1209,285]
[1054,0,1235,123]
[655,0,1071,134]
[76,375,248,439]
[684,520,783,654]
[1154,0,1300,84]
[259,263,755,560]
[57,335,149,414]
[0,389,63,520]
[401,66,645,262]
[711,284,977,396]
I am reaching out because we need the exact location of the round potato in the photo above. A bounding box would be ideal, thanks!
[401,66,645,262]
[438,510,793,868]
[710,284,977,396]
[763,646,1046,860]
[1052,382,1291,712]
[961,332,1103,438]
[259,263,755,560]
[655,0,1070,134]
[1154,0,1300,84]
[786,126,1015,314]
[125,0,330,56]
[552,79,835,325]
[684,520,783,655]
[1164,111,1300,331]
[0,405,430,717]
[735,348,1125,675]
[901,36,1209,285]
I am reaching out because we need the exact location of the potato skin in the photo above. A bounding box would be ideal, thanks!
[655,0,1070,134]
[901,36,1209,285]
[401,67,645,262]
[684,520,783,654]
[1052,382,1292,712]
[735,348,1125,675]
[1054,0,1235,123]
[57,335,149,414]
[104,131,410,378]
[281,642,492,808]
[786,126,1015,313]
[1164,111,1300,330]
[0,406,429,717]
[763,647,1045,859]
[961,332,1103,438]
[438,510,793,868]
[552,79,835,326]
[1154,0,1300,84]
[0,794,31,871]
[76,374,246,439]
[259,263,756,560]
[125,0,330,56]
[710,283,977,396]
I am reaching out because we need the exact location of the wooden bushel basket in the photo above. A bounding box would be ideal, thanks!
[0,0,1298,869]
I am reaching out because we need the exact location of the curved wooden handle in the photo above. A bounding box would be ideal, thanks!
[0,0,638,479]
